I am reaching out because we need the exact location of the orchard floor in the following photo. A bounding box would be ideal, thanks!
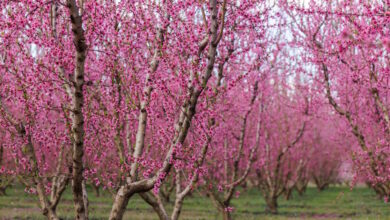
[0,185,389,219]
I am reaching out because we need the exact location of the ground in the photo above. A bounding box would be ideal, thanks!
[0,185,388,219]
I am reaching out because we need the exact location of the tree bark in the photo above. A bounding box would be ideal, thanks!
[265,196,278,214]
[313,176,329,191]
[296,183,307,196]
[36,181,60,220]
[171,195,184,220]
[92,184,100,197]
[110,23,166,220]
[66,0,88,219]
[284,187,293,200]
[0,187,6,196]
[109,186,133,220]
[82,180,89,219]
[221,209,232,220]
[140,192,169,220]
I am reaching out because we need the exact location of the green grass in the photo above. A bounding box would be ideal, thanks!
[0,185,389,219]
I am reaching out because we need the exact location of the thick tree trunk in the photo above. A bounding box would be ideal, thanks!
[265,196,278,214]
[109,186,133,220]
[66,0,88,219]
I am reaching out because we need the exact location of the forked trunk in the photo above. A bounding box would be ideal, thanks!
[265,196,278,214]
[37,185,60,220]
[109,186,133,220]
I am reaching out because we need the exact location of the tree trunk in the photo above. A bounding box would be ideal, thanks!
[152,204,169,220]
[139,192,169,220]
[222,209,232,220]
[296,182,307,196]
[265,196,278,214]
[284,188,293,200]
[317,183,329,191]
[82,180,89,219]
[109,186,133,220]
[149,201,169,220]
[0,176,10,196]
[37,182,60,220]
[66,0,88,219]
[208,192,233,220]
[220,200,233,220]
[92,184,100,197]
[171,195,184,220]
[297,186,306,196]
[371,183,390,199]
[109,0,222,218]
[0,186,6,196]
[44,208,60,220]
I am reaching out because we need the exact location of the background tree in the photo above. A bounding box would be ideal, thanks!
[284,0,390,199]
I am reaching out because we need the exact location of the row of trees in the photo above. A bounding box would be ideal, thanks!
[285,0,390,198]
[0,0,388,219]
